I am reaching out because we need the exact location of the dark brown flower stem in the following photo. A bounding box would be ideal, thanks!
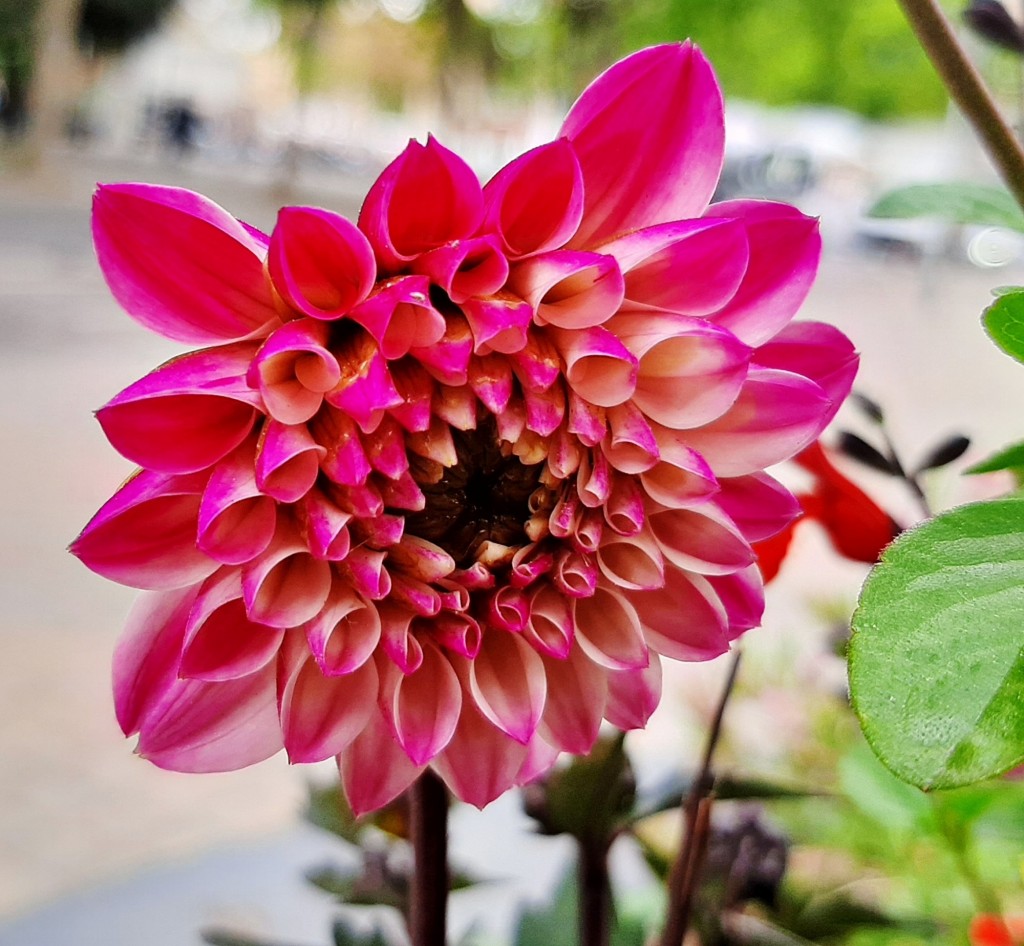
[409,769,450,946]
[577,838,613,946]
[659,648,743,946]
[894,0,1024,211]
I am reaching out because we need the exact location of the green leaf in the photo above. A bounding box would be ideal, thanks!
[868,183,1024,231]
[966,439,1024,475]
[849,499,1024,789]
[983,289,1024,363]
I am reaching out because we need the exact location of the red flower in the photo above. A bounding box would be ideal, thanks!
[970,915,1024,946]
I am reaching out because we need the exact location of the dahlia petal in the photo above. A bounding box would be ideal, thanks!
[508,329,562,392]
[314,407,372,487]
[256,420,325,503]
[411,313,474,386]
[358,135,484,271]
[302,487,353,561]
[640,432,719,507]
[468,353,514,413]
[708,565,765,639]
[495,396,527,444]
[523,383,565,437]
[705,200,821,346]
[434,702,530,808]
[379,469,426,512]
[268,206,376,319]
[539,645,607,753]
[716,472,801,543]
[634,565,730,661]
[339,546,392,601]
[611,311,751,428]
[549,325,637,407]
[433,384,479,431]
[603,474,645,536]
[389,535,457,583]
[326,336,404,434]
[180,567,285,681]
[488,586,530,631]
[679,368,831,476]
[464,628,546,744]
[362,415,409,480]
[278,633,378,763]
[549,490,580,540]
[352,511,405,549]
[379,641,462,765]
[348,276,445,359]
[510,544,555,589]
[508,251,624,330]
[305,582,381,674]
[197,439,277,565]
[648,502,754,576]
[339,707,424,817]
[600,218,749,315]
[241,517,332,627]
[482,138,584,258]
[390,573,442,617]
[247,320,339,426]
[552,548,599,598]
[604,656,663,730]
[412,236,509,304]
[389,360,436,433]
[548,426,582,479]
[432,612,482,659]
[460,295,533,355]
[136,662,282,773]
[567,390,607,446]
[332,481,385,519]
[561,43,724,246]
[378,603,422,674]
[577,447,612,508]
[93,183,278,343]
[603,401,659,473]
[524,582,574,659]
[574,508,605,555]
[514,733,561,787]
[753,320,858,426]
[71,469,215,589]
[596,527,666,591]
[97,344,261,473]
[573,587,649,670]
[113,586,197,736]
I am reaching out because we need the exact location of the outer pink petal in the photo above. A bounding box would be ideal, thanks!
[463,629,546,744]
[573,586,649,670]
[604,655,663,730]
[71,469,215,589]
[634,565,731,661]
[708,565,765,640]
[255,420,325,503]
[716,472,801,543]
[268,206,375,319]
[639,433,719,508]
[482,138,584,258]
[508,251,624,330]
[523,582,575,659]
[704,200,821,346]
[433,703,529,808]
[596,527,665,591]
[93,183,278,344]
[560,43,724,247]
[647,502,755,576]
[305,581,381,674]
[97,343,262,473]
[348,276,445,360]
[539,645,607,753]
[338,707,424,816]
[412,236,509,304]
[548,325,637,407]
[325,334,404,433]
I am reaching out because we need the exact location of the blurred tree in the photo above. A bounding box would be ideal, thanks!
[0,0,41,135]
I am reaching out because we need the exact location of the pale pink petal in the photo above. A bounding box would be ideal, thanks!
[576,447,612,508]
[93,183,278,343]
[510,544,555,589]
[463,629,546,743]
[603,400,659,473]
[611,312,750,429]
[513,733,561,787]
[561,43,724,246]
[647,501,754,576]
[508,329,562,392]
[548,325,637,407]
[338,546,392,601]
[378,603,421,674]
[389,573,442,617]
[379,469,426,512]
[633,565,731,661]
[332,481,386,519]
[256,420,325,503]
[596,527,665,591]
[379,641,462,765]
[71,469,215,589]
[268,206,376,319]
[362,414,409,480]
[640,432,719,507]
[406,416,458,467]
[313,407,372,487]
[358,135,483,271]
[574,508,605,555]
[567,389,607,446]
[604,655,663,730]
[433,384,479,431]
[305,581,381,674]
[573,586,649,670]
[482,138,584,258]
[715,472,801,543]
[339,707,424,817]
[277,631,378,763]
[523,383,565,437]
[487,586,530,631]
[539,645,607,753]
[547,425,582,479]
[600,218,749,315]
[351,511,405,550]
[508,251,624,330]
[704,200,821,346]
[524,582,574,659]
[432,612,482,659]
[460,295,533,355]
[347,276,445,359]
[388,535,457,583]
[247,320,340,425]
[434,703,529,808]
[552,548,598,598]
[468,353,514,413]
[603,474,645,536]
[326,332,404,433]
[413,236,509,304]
[301,487,353,560]
[389,359,436,433]
[679,368,830,476]
[97,344,262,473]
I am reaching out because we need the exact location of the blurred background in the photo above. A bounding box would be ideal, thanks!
[1,1,1023,945]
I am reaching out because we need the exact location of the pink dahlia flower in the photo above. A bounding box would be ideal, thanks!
[73,43,856,813]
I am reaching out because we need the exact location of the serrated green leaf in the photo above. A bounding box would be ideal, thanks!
[966,439,1024,475]
[849,499,1024,789]
[983,290,1024,363]
[868,183,1024,231]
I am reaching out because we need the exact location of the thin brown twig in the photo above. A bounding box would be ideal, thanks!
[409,770,449,946]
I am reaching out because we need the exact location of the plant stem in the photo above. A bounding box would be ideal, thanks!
[578,838,612,946]
[894,0,1024,212]
[409,770,449,946]
[660,648,743,946]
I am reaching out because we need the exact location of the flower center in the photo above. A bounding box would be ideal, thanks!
[404,416,546,567]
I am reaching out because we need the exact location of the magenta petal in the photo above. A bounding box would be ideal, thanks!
[326,336,404,433]
[268,206,375,319]
[339,707,424,816]
[314,407,372,487]
[648,502,755,576]
[433,703,529,808]
[468,353,514,413]
[305,582,381,674]
[465,629,546,744]
[716,472,801,543]
[634,565,731,661]
[573,587,649,670]
[680,368,830,476]
[549,325,637,407]
[358,135,484,271]
[596,528,665,591]
[561,43,724,246]
[640,431,719,507]
[604,655,663,730]
[256,420,325,503]
[72,468,216,589]
[709,565,765,639]
[410,313,474,386]
[524,582,574,659]
[348,276,445,359]
[539,645,607,753]
[302,487,353,560]
[413,236,509,304]
[603,400,659,473]
[705,200,821,346]
[461,295,533,355]
[93,183,278,343]
[482,138,584,258]
[277,631,378,763]
[98,343,262,473]
[508,251,624,330]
